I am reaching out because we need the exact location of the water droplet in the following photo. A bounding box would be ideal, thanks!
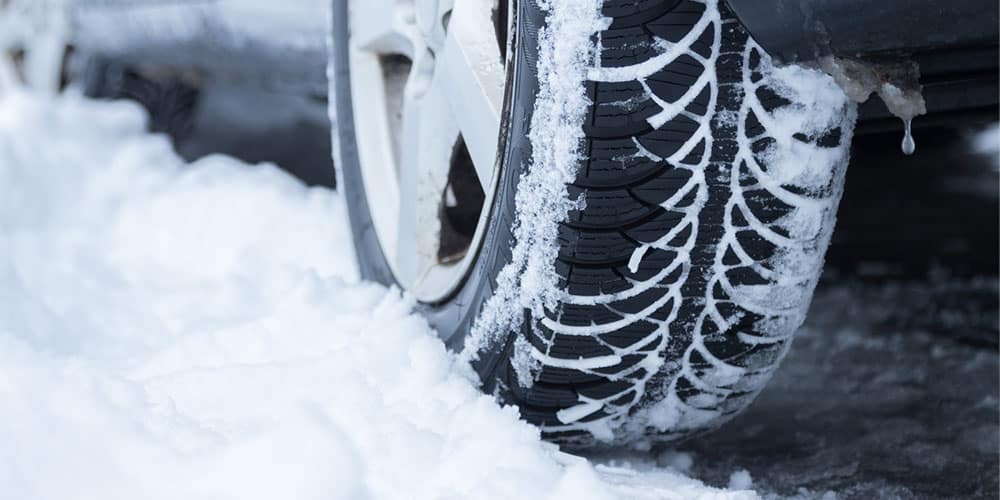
[901,118,916,155]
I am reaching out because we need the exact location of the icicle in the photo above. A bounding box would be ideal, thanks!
[818,56,927,157]
[901,118,916,155]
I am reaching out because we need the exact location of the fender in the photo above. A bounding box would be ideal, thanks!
[70,0,329,95]
[725,0,999,126]
[724,0,998,63]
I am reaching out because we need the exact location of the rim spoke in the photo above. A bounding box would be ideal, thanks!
[350,0,419,58]
[394,52,459,287]
[433,0,504,190]
[414,0,453,54]
[0,10,16,91]
[0,0,68,94]
[24,29,65,92]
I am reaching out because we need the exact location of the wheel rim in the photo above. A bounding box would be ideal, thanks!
[347,0,510,302]
[0,0,69,94]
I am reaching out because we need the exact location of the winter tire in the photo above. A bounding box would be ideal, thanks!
[332,0,855,448]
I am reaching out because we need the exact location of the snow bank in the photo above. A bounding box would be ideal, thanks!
[0,90,753,500]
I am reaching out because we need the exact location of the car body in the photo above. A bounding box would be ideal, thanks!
[67,0,998,129]
[70,0,329,95]
[727,0,999,129]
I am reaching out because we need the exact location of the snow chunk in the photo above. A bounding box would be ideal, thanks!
[657,450,695,474]
[818,57,925,121]
[970,123,1000,170]
[727,469,753,490]
[817,56,923,154]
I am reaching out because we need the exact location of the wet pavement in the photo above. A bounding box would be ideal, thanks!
[680,281,998,499]
[674,128,999,499]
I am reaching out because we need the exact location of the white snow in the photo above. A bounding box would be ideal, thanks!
[657,450,695,474]
[727,470,753,490]
[970,123,1000,170]
[0,89,755,499]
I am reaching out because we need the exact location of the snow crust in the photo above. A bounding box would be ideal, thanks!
[721,55,856,344]
[817,56,925,122]
[463,0,608,382]
[632,42,856,439]
[0,89,753,500]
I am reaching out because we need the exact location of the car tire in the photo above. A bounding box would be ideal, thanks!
[331,0,856,448]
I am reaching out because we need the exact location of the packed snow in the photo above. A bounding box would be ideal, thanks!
[0,90,756,499]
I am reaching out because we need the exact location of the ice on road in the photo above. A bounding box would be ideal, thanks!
[0,91,752,500]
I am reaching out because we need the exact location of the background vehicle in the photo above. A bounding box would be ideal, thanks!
[15,0,997,449]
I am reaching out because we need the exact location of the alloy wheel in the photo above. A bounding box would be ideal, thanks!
[347,0,511,302]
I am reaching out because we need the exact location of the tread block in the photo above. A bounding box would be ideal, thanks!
[599,320,659,348]
[581,138,666,188]
[566,185,662,228]
[559,225,640,264]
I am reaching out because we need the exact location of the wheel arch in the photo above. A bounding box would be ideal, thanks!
[724,0,999,64]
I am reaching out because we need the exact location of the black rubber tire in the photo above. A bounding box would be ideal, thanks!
[332,0,854,448]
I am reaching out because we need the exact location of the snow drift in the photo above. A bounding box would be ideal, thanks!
[0,90,753,499]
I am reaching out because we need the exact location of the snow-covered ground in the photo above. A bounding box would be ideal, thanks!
[0,90,756,499]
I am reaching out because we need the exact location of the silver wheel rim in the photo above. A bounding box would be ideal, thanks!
[0,0,68,93]
[348,0,509,302]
